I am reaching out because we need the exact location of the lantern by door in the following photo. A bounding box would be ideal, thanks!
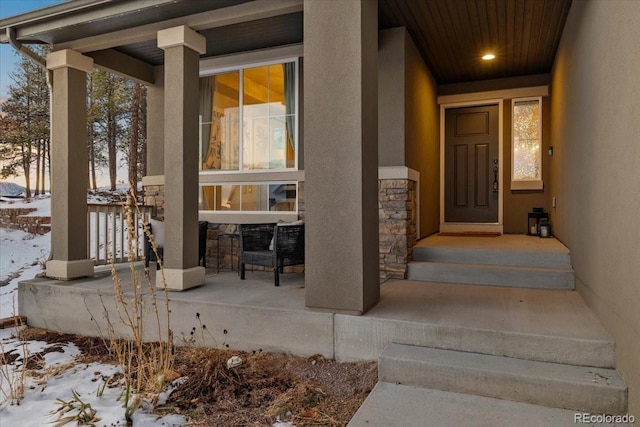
[527,208,548,236]
[539,219,551,238]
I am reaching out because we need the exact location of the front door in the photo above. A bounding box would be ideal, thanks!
[444,104,499,223]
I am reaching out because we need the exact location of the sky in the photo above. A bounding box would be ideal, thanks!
[0,0,65,99]
[0,0,126,190]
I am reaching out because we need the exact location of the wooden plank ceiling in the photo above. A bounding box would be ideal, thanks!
[379,0,573,84]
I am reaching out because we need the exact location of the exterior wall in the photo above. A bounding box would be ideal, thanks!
[440,78,552,234]
[379,179,416,280]
[502,96,552,234]
[551,0,640,414]
[143,184,165,220]
[404,30,439,238]
[378,29,406,166]
[379,28,439,239]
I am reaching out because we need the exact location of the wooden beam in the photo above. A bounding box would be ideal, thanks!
[87,49,155,85]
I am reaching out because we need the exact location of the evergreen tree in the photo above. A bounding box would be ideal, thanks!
[0,48,50,197]
[90,69,132,191]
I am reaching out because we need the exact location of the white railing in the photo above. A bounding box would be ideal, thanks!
[87,203,154,266]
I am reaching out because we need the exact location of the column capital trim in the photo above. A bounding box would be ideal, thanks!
[46,49,93,73]
[157,25,206,54]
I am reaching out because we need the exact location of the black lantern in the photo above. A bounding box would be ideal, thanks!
[539,218,551,238]
[527,208,548,236]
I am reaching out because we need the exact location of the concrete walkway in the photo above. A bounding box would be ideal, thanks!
[349,382,633,427]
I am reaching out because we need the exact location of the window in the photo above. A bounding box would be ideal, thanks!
[511,97,543,190]
[198,59,299,215]
[199,183,297,212]
[199,61,297,172]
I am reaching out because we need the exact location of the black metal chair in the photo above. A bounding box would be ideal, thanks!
[239,223,305,287]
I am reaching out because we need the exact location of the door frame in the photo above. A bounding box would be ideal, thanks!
[439,99,504,233]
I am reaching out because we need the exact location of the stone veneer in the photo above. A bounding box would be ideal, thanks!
[143,179,416,280]
[378,179,417,281]
[0,207,51,235]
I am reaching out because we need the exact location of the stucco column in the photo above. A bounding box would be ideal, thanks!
[144,65,164,180]
[157,26,206,290]
[303,0,379,313]
[45,49,94,280]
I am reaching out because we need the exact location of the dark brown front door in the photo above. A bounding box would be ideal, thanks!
[445,104,499,223]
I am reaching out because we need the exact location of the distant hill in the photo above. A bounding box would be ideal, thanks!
[0,182,26,197]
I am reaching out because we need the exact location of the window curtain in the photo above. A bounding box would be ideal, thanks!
[199,77,213,167]
[283,63,296,168]
[199,76,223,169]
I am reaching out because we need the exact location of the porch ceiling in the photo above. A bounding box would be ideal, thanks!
[0,0,572,85]
[379,0,573,84]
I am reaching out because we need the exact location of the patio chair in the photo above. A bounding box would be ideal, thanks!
[239,222,305,287]
[144,220,208,269]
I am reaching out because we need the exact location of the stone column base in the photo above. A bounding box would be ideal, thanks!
[46,259,94,280]
[156,267,205,291]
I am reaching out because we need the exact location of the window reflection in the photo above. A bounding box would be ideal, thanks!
[513,99,541,181]
[199,183,297,212]
[199,62,296,172]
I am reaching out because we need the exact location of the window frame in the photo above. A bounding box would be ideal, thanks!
[198,57,300,175]
[197,57,301,220]
[511,96,543,191]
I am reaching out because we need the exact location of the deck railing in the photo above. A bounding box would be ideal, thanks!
[87,203,153,266]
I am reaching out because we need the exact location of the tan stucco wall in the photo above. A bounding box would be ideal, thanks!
[503,96,551,234]
[404,31,439,238]
[378,28,439,238]
[551,0,640,414]
[378,28,406,166]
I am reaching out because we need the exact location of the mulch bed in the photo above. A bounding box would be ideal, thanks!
[11,328,377,426]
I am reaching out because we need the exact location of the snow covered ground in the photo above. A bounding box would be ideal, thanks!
[0,327,187,426]
[0,194,189,426]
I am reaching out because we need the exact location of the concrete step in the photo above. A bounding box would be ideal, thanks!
[407,261,575,289]
[349,382,634,427]
[413,245,571,269]
[379,343,627,414]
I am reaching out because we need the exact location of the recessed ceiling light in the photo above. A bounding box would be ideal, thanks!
[482,53,496,61]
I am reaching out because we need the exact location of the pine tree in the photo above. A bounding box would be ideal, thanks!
[0,48,50,197]
[90,69,131,191]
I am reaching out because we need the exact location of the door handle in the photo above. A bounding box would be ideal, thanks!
[492,159,499,192]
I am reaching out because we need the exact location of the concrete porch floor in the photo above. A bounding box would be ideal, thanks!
[19,259,612,367]
[415,233,571,253]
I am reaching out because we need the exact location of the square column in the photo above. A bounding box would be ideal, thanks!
[45,49,94,280]
[157,26,206,290]
[303,0,379,313]
[145,65,164,178]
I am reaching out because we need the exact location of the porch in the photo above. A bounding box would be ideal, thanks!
[18,255,613,366]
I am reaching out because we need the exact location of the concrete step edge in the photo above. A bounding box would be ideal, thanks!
[412,246,572,269]
[379,343,627,414]
[334,314,616,368]
[407,262,575,289]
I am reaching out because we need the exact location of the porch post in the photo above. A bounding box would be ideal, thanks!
[45,49,94,280]
[303,0,380,313]
[145,65,164,177]
[156,26,205,290]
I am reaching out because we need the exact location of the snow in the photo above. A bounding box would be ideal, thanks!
[0,327,187,426]
[0,228,50,318]
[0,195,52,217]
[0,192,291,427]
[0,189,187,425]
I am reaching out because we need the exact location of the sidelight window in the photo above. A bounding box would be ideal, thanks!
[511,97,543,190]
